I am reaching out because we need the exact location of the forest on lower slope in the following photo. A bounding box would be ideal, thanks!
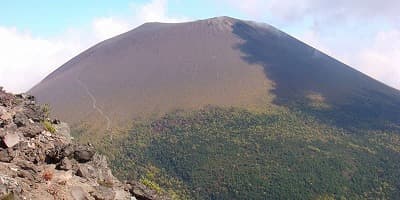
[70,104,400,199]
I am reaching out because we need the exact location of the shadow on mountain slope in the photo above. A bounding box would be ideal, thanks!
[232,21,400,131]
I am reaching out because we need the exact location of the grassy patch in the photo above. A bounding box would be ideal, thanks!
[43,120,56,133]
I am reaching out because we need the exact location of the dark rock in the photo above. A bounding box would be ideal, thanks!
[0,149,13,162]
[23,105,44,122]
[129,181,160,200]
[45,145,65,164]
[17,170,35,181]
[0,107,6,128]
[90,186,116,200]
[52,119,61,124]
[57,158,73,171]
[15,94,25,99]
[16,160,39,173]
[27,95,35,101]
[20,124,42,138]
[76,164,96,179]
[74,145,95,163]
[0,129,6,139]
[13,113,28,127]
[0,90,14,107]
[62,144,75,158]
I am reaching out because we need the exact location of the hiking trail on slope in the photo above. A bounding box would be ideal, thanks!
[77,78,111,131]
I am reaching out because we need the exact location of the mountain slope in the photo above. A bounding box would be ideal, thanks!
[30,16,400,130]
[30,17,272,128]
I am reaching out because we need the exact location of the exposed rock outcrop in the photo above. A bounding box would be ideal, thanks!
[0,88,166,200]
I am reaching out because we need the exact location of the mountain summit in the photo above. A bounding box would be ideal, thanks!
[30,16,400,130]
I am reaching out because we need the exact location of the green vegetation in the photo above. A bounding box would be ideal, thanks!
[74,105,400,199]
[43,120,56,133]
[41,104,51,118]
[41,104,56,133]
[141,178,163,193]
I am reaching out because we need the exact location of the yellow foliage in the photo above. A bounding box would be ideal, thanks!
[43,120,56,133]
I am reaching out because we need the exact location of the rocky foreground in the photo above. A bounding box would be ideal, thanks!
[0,87,167,200]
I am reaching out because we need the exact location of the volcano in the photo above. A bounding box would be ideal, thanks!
[29,17,400,199]
[30,17,400,129]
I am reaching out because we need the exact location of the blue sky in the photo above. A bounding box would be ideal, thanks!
[0,0,308,37]
[0,0,263,37]
[1,1,138,36]
[0,0,399,92]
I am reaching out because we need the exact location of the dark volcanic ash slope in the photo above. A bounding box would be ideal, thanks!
[30,17,273,128]
[30,16,400,130]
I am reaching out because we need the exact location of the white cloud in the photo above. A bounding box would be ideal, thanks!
[297,27,400,90]
[0,0,188,93]
[92,0,187,42]
[356,30,400,89]
[227,0,400,23]
[131,0,185,22]
[92,17,131,41]
[0,27,85,93]
[224,0,400,90]
[299,29,333,57]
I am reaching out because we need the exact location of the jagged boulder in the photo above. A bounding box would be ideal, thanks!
[127,182,171,200]
[13,112,28,127]
[90,186,116,200]
[3,132,21,148]
[57,157,73,171]
[74,145,96,163]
